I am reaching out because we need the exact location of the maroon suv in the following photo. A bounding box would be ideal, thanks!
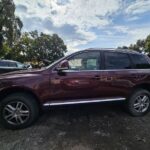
[0,48,150,129]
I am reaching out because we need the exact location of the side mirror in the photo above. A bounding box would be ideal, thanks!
[24,64,30,69]
[56,60,69,71]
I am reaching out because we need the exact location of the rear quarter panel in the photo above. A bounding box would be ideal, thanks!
[99,69,150,98]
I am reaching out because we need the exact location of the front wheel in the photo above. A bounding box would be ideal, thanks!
[127,89,150,116]
[0,93,39,129]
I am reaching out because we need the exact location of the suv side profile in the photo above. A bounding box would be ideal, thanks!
[0,48,150,129]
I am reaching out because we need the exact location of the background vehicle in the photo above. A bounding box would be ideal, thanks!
[0,60,31,74]
[0,48,150,129]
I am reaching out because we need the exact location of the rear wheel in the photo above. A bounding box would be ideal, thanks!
[127,89,150,116]
[0,93,39,129]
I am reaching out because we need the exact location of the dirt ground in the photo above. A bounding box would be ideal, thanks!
[0,102,150,150]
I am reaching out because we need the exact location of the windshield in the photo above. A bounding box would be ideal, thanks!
[16,62,25,68]
[45,53,73,69]
[45,56,65,69]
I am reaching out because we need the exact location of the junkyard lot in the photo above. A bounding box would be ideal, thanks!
[0,102,150,150]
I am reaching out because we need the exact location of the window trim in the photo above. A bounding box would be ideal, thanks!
[67,50,101,71]
[53,50,102,72]
[103,51,133,70]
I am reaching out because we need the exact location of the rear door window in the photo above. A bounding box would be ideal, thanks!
[104,52,132,69]
[0,61,8,67]
[130,54,150,69]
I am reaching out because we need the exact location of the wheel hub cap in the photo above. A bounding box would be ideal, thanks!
[3,101,30,125]
[134,95,150,113]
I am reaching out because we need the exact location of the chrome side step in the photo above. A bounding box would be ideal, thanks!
[43,97,126,106]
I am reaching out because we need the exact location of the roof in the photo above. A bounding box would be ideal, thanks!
[85,48,141,55]
[0,60,19,63]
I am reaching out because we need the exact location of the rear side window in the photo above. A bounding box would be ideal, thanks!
[0,61,8,67]
[0,61,17,67]
[8,62,17,67]
[104,52,131,69]
[130,54,150,69]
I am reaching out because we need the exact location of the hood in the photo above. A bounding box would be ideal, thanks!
[0,68,45,79]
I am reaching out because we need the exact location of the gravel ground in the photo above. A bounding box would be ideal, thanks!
[0,102,150,150]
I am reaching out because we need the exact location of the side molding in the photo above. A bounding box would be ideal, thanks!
[43,97,126,106]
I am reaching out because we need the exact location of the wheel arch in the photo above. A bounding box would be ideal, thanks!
[132,83,150,92]
[0,87,42,109]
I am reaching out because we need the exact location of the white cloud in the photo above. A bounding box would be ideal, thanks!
[65,29,96,52]
[13,0,150,51]
[127,16,139,21]
[129,26,150,41]
[14,0,121,50]
[49,0,121,29]
[113,26,129,33]
[116,25,150,47]
[126,0,150,15]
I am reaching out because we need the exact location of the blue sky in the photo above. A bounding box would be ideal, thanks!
[14,0,150,53]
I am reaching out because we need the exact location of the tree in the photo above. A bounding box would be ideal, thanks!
[6,32,33,62]
[32,31,67,64]
[0,42,11,58]
[136,39,145,49]
[145,35,150,54]
[118,46,128,49]
[129,44,140,52]
[0,0,23,50]
[118,40,145,52]
[128,39,145,52]
[5,30,67,66]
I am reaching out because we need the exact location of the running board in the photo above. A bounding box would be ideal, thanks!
[43,97,126,106]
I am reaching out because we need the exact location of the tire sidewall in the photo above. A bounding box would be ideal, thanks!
[0,93,39,129]
[128,89,150,116]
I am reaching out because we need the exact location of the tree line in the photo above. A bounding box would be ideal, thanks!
[118,35,150,55]
[0,0,67,67]
[1,0,150,67]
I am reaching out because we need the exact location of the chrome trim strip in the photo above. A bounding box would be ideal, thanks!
[43,97,126,106]
[52,69,150,73]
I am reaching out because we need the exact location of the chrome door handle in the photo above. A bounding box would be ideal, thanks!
[92,75,100,80]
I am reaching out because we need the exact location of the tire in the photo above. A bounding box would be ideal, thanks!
[0,93,39,129]
[127,89,150,116]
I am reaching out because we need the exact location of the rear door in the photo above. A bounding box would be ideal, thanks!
[99,51,136,98]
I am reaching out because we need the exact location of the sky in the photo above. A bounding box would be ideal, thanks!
[14,0,150,53]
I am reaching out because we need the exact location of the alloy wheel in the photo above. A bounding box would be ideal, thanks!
[133,95,150,113]
[3,101,30,125]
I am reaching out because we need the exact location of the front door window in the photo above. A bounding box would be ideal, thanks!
[68,51,101,70]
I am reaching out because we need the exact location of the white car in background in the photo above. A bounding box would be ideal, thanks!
[0,60,31,74]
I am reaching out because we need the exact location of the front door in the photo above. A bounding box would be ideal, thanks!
[50,51,102,101]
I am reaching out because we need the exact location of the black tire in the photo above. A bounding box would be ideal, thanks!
[127,89,150,116]
[0,93,39,129]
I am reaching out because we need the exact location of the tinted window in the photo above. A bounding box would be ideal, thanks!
[130,54,150,69]
[0,61,8,67]
[68,51,100,70]
[104,52,131,69]
[0,61,18,67]
[8,62,17,67]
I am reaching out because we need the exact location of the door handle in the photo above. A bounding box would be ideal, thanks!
[92,75,100,80]
[131,74,139,78]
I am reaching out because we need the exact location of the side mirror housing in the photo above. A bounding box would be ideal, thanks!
[56,60,69,71]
